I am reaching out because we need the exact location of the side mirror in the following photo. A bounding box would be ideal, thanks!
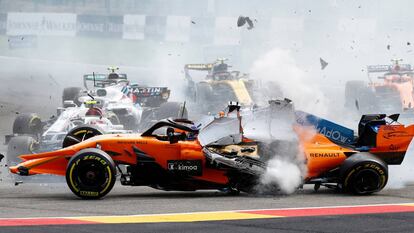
[63,100,77,108]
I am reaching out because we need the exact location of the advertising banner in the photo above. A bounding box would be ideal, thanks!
[144,16,166,41]
[76,14,123,38]
[123,14,145,40]
[7,12,76,36]
[165,15,190,42]
[8,35,37,49]
[0,14,6,35]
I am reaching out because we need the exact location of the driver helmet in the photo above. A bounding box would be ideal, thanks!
[86,107,103,117]
[108,72,120,80]
[212,63,228,74]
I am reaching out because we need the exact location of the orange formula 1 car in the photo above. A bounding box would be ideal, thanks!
[345,59,414,114]
[9,101,414,199]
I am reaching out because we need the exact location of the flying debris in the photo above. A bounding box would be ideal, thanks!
[237,16,254,30]
[387,44,391,50]
[191,20,196,24]
[14,181,23,186]
[320,58,328,70]
[355,99,359,111]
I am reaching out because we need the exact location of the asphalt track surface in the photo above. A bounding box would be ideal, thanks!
[1,182,414,232]
[2,212,414,233]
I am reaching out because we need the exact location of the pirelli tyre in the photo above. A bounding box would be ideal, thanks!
[155,102,188,119]
[341,155,388,195]
[106,111,120,125]
[6,136,37,166]
[196,82,214,112]
[62,87,82,106]
[62,125,104,148]
[66,148,116,199]
[12,113,43,135]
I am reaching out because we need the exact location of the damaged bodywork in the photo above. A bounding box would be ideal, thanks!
[9,99,414,198]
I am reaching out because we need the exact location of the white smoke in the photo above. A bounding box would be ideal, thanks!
[250,47,330,117]
[245,47,318,194]
[261,158,303,194]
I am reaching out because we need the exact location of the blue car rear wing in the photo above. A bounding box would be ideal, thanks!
[295,111,355,145]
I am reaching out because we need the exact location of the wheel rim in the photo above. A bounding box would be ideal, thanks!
[76,160,107,189]
[29,117,42,134]
[353,169,381,194]
[63,128,102,147]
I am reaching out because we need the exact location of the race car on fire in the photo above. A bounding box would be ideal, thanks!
[8,99,413,199]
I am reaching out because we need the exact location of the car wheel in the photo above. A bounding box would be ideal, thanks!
[155,102,188,119]
[12,113,43,135]
[196,83,214,113]
[139,102,188,131]
[62,125,103,148]
[66,148,116,199]
[342,161,388,195]
[6,136,37,166]
[62,87,82,106]
[106,111,120,125]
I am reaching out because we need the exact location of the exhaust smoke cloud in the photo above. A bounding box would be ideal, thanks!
[245,47,322,194]
[250,48,330,117]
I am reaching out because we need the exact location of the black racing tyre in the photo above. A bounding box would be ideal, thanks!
[140,109,153,123]
[118,114,139,131]
[66,148,116,199]
[196,82,214,112]
[6,136,37,166]
[139,102,188,131]
[106,111,120,125]
[62,125,104,148]
[62,87,82,106]
[342,161,388,195]
[142,102,188,122]
[12,113,43,135]
[138,109,155,131]
[155,102,188,119]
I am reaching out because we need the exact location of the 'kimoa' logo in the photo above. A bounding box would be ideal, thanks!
[177,164,198,171]
[168,163,175,170]
[318,126,349,143]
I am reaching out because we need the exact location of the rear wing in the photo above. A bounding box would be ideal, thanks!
[184,64,214,81]
[123,84,171,107]
[83,73,128,88]
[129,85,170,98]
[367,64,413,73]
[184,64,214,71]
